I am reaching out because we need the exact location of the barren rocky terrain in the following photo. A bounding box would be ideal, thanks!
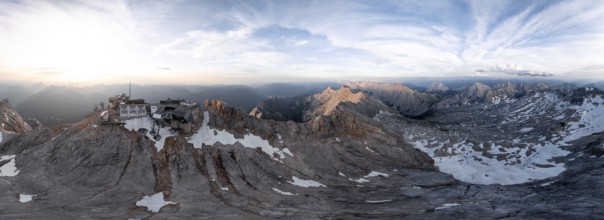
[1,82,603,219]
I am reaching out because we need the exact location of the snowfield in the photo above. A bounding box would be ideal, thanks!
[411,139,567,185]
[188,111,293,161]
[563,95,604,142]
[404,93,604,185]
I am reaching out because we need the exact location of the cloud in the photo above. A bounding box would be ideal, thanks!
[293,40,308,46]
[3,0,604,84]
[475,63,554,77]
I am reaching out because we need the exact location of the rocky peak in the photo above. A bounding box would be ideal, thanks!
[426,81,449,93]
[306,86,366,118]
[0,99,32,134]
[345,82,437,117]
[462,82,492,99]
[205,99,245,121]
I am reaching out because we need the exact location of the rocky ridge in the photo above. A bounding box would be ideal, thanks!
[1,87,437,219]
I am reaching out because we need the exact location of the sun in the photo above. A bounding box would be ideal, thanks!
[2,5,146,84]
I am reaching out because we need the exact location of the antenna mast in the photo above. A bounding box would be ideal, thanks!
[129,81,132,98]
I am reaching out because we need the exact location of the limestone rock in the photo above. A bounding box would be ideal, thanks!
[0,99,32,134]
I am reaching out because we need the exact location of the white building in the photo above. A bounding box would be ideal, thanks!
[119,104,148,120]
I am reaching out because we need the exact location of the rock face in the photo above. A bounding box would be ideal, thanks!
[0,99,32,140]
[426,81,449,93]
[345,82,438,117]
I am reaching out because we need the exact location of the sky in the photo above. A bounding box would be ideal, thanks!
[0,0,603,85]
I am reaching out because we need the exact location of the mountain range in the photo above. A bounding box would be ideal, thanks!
[1,80,604,219]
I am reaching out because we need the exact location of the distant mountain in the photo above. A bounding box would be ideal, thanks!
[0,84,34,106]
[302,86,395,121]
[345,82,438,117]
[257,82,340,98]
[194,86,266,112]
[15,86,94,126]
[425,81,449,93]
[249,95,308,122]
[460,82,492,100]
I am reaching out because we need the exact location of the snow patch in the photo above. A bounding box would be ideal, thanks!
[351,171,389,183]
[435,203,460,210]
[288,176,325,188]
[519,127,533,133]
[220,187,229,191]
[365,199,392,203]
[19,194,35,203]
[540,181,556,187]
[366,147,375,153]
[135,192,176,213]
[123,117,175,152]
[188,112,293,160]
[365,171,389,178]
[272,188,297,195]
[352,177,369,183]
[0,155,19,177]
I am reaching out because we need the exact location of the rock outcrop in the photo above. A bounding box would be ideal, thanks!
[0,99,32,143]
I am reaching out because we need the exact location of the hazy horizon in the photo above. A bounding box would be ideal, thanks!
[1,75,603,89]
